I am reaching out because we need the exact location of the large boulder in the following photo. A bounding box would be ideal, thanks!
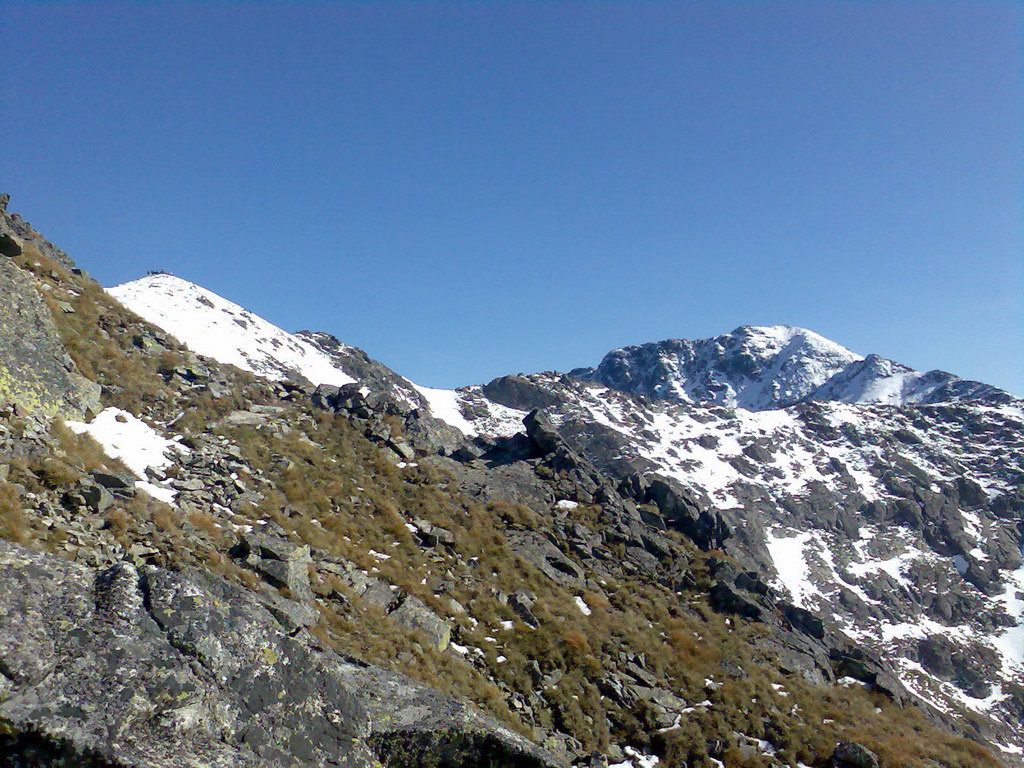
[506,530,585,589]
[481,375,563,412]
[830,741,879,768]
[389,595,451,652]
[234,530,315,603]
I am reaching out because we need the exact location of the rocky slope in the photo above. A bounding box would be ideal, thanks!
[107,268,1024,760]
[0,539,546,768]
[0,194,1020,768]
[455,374,1024,753]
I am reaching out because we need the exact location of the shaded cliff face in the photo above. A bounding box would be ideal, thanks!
[0,212,99,419]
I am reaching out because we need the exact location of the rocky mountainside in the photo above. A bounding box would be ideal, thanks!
[0,194,1020,768]
[454,374,1024,748]
[107,268,1024,760]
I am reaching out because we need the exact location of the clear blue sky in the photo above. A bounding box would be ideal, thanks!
[4,1,1021,393]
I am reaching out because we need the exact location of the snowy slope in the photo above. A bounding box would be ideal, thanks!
[109,274,356,387]
[574,325,1014,410]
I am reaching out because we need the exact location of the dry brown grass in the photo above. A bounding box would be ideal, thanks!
[0,251,1002,768]
[0,482,30,545]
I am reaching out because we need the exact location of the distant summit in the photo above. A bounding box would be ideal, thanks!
[571,324,1013,410]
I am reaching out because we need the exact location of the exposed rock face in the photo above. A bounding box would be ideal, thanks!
[482,375,565,412]
[235,531,316,603]
[310,381,463,460]
[830,741,880,768]
[297,331,425,407]
[389,595,452,652]
[0,258,100,419]
[506,530,585,590]
[0,540,552,768]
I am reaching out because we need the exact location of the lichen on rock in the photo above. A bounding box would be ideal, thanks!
[0,258,99,420]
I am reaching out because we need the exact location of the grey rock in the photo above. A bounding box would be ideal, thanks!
[356,581,395,614]
[78,481,114,514]
[90,470,136,491]
[390,440,416,461]
[830,741,880,768]
[425,455,554,510]
[234,532,314,602]
[506,530,585,589]
[239,531,311,563]
[482,375,564,412]
[389,595,451,652]
[0,539,553,768]
[411,518,456,548]
[709,581,766,622]
[524,409,564,455]
[509,591,539,627]
[0,258,100,419]
[220,410,272,427]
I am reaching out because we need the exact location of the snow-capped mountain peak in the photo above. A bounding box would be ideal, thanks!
[572,324,862,410]
[109,274,356,387]
[572,325,1014,410]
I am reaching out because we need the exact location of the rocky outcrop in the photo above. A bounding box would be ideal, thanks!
[0,258,100,419]
[481,376,565,412]
[506,530,585,590]
[311,382,464,460]
[0,195,77,271]
[0,540,552,768]
[389,596,452,652]
[235,530,316,603]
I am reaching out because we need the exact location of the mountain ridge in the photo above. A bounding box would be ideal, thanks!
[1,198,1021,768]
[103,271,1024,761]
[110,274,1019,414]
[570,324,1016,411]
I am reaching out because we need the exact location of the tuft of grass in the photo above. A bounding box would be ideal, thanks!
[0,482,30,545]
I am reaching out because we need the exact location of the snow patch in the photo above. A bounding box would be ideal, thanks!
[765,528,821,608]
[66,408,185,504]
[575,596,592,616]
[610,747,659,768]
[413,385,477,436]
